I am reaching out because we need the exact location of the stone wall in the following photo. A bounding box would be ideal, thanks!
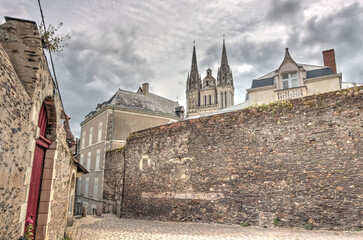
[103,148,125,216]
[0,33,33,239]
[0,17,77,239]
[104,87,362,230]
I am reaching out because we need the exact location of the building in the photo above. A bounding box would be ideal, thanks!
[186,40,234,117]
[0,17,86,240]
[246,48,342,105]
[77,83,183,214]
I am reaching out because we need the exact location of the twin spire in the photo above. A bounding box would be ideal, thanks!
[187,38,233,90]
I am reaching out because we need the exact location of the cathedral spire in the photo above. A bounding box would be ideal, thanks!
[217,37,233,87]
[221,36,228,67]
[190,42,199,79]
[187,42,201,91]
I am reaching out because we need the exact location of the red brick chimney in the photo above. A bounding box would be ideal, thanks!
[322,49,337,73]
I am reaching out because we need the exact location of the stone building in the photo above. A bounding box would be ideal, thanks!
[246,48,342,105]
[0,17,87,239]
[77,83,183,214]
[186,40,234,117]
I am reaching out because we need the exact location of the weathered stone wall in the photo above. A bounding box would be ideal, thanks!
[46,130,75,239]
[0,18,76,239]
[105,87,362,230]
[0,36,33,239]
[103,148,125,216]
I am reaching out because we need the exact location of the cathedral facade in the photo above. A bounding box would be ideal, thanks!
[186,40,234,117]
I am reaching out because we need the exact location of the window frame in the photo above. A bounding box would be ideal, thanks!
[84,177,89,196]
[281,72,298,89]
[98,122,103,142]
[96,149,100,170]
[93,178,99,198]
[87,152,91,170]
[89,127,93,145]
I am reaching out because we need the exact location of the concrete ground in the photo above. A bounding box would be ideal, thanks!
[66,214,362,240]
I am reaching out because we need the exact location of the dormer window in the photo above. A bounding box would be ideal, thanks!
[281,72,298,89]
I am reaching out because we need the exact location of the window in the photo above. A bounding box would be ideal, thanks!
[84,177,89,196]
[209,95,212,105]
[221,92,224,107]
[98,122,103,142]
[80,154,84,165]
[81,131,85,148]
[87,152,91,170]
[96,149,100,170]
[89,127,93,145]
[76,178,81,194]
[281,72,298,89]
[225,92,227,107]
[93,178,99,198]
[204,95,207,105]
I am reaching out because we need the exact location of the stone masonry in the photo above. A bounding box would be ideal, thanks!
[0,17,78,239]
[104,87,362,230]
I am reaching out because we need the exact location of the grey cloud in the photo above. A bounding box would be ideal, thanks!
[266,0,303,23]
[54,22,154,135]
[2,0,362,136]
[291,2,363,82]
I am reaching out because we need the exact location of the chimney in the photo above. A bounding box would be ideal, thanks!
[142,83,149,96]
[322,49,337,73]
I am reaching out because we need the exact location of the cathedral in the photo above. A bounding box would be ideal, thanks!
[186,39,234,116]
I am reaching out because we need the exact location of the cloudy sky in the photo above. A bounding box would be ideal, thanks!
[1,0,363,136]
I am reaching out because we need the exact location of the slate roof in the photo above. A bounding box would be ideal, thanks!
[251,77,274,88]
[251,65,336,89]
[306,67,335,79]
[101,88,180,118]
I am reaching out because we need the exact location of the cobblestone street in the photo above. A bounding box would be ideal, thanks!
[66,214,362,240]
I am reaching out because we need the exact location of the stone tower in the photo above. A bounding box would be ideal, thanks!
[216,38,234,109]
[186,43,202,114]
[186,39,234,117]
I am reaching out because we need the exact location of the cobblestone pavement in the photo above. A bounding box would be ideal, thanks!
[66,214,362,240]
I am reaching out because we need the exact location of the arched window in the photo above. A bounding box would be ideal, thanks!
[209,95,212,105]
[204,95,207,105]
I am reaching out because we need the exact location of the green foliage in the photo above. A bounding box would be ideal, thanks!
[61,233,72,240]
[107,145,127,153]
[25,222,34,240]
[273,218,281,226]
[304,223,313,230]
[240,222,251,227]
[246,100,293,115]
[39,22,70,53]
[355,227,361,232]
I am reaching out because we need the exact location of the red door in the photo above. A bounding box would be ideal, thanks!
[26,143,46,227]
[25,105,50,236]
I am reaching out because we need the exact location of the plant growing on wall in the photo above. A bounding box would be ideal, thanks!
[39,22,70,53]
[24,218,34,240]
[273,218,281,226]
